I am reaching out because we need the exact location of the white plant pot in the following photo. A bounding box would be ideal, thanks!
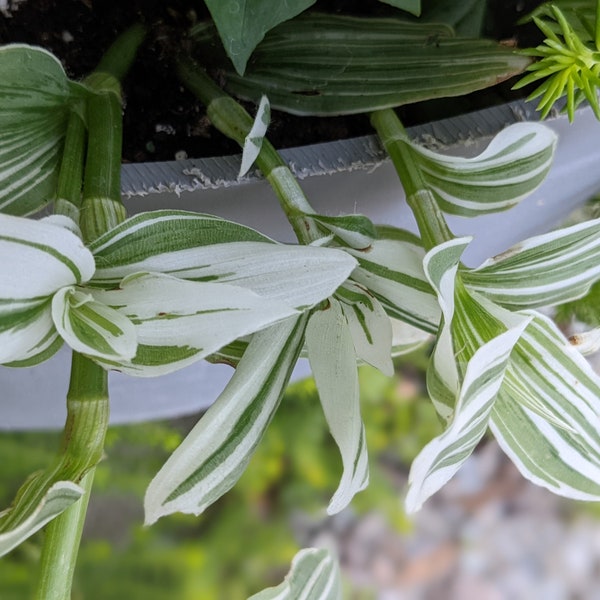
[3,100,600,430]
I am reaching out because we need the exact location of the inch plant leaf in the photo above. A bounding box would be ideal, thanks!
[0,45,87,215]
[336,281,393,376]
[390,317,433,356]
[239,95,270,177]
[0,214,94,365]
[51,287,137,361]
[345,226,441,333]
[145,316,306,523]
[200,14,531,115]
[407,122,557,217]
[93,237,358,311]
[491,313,600,501]
[406,320,529,513]
[89,210,273,282]
[378,0,420,16]
[204,0,316,76]
[312,213,377,250]
[0,481,83,557]
[91,272,298,377]
[248,547,341,600]
[306,298,369,514]
[463,217,600,309]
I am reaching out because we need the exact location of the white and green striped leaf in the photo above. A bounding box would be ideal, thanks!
[463,218,600,309]
[408,122,557,216]
[0,214,94,365]
[390,317,433,356]
[145,316,306,523]
[51,286,137,361]
[248,547,341,600]
[491,312,600,502]
[336,281,393,376]
[91,272,299,377]
[306,298,369,514]
[345,227,440,333]
[569,327,600,355]
[0,481,83,557]
[313,213,377,250]
[239,95,270,177]
[0,213,95,302]
[0,45,87,215]
[405,320,529,513]
[0,301,61,366]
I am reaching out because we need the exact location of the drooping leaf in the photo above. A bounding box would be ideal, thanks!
[491,312,600,502]
[239,95,270,177]
[0,214,94,365]
[248,547,341,600]
[51,286,137,361]
[0,45,88,215]
[463,217,600,308]
[407,122,557,216]
[345,226,440,333]
[405,320,529,513]
[144,316,306,523]
[91,272,299,377]
[312,213,377,250]
[0,480,83,557]
[390,317,433,356]
[336,281,393,375]
[306,299,369,514]
[203,0,316,75]
[196,14,531,115]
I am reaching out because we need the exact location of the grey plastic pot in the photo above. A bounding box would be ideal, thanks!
[3,99,600,430]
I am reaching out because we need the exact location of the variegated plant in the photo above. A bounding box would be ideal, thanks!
[4,6,600,600]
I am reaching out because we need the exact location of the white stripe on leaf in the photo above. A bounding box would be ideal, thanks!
[306,298,369,514]
[144,316,306,524]
[248,547,341,600]
[91,272,299,377]
[51,287,137,361]
[239,95,270,178]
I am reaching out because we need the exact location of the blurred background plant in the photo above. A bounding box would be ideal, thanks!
[0,347,441,599]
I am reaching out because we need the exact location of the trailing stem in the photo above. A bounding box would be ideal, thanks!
[176,54,324,245]
[370,108,454,251]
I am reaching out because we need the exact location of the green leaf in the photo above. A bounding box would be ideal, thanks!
[0,214,94,365]
[248,547,341,600]
[51,286,137,361]
[491,313,600,502]
[463,217,600,308]
[306,298,369,514]
[91,272,299,376]
[89,210,273,283]
[202,14,531,115]
[0,45,87,215]
[239,95,270,177]
[390,318,433,356]
[313,213,377,250]
[144,316,306,523]
[406,122,557,217]
[345,227,441,333]
[0,481,83,557]
[378,0,420,16]
[336,281,393,376]
[203,0,316,75]
[406,320,529,513]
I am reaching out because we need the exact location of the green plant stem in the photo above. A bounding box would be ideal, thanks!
[34,354,108,600]
[79,90,126,243]
[94,22,147,81]
[370,108,454,251]
[596,0,600,51]
[176,54,323,245]
[54,112,86,221]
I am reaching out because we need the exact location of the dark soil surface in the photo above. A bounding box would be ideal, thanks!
[0,0,543,163]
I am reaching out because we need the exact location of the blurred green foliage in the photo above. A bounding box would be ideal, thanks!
[0,349,441,598]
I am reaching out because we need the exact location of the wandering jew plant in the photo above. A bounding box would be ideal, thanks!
[2,5,600,599]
